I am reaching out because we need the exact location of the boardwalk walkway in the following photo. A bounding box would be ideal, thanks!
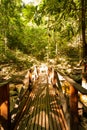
[13,73,70,130]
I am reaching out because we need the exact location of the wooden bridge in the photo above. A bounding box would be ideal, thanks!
[12,72,69,130]
[0,67,87,130]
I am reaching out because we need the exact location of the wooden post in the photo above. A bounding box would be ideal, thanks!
[81,63,87,89]
[69,85,79,130]
[0,83,10,130]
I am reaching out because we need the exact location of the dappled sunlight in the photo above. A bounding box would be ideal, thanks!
[50,106,69,130]
[35,111,49,129]
[13,71,70,130]
[0,102,8,120]
[22,0,41,5]
[39,87,47,98]
[79,94,87,107]
[0,0,87,129]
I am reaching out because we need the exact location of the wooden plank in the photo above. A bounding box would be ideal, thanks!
[12,74,70,130]
[38,98,43,130]
[47,85,53,130]
[45,93,50,130]
[41,109,46,129]
[12,90,32,130]
[48,84,69,130]
[17,92,37,130]
[59,106,69,130]
[49,95,62,130]
[34,96,40,130]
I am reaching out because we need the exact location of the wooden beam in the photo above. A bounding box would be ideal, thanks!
[69,85,79,130]
[57,70,87,94]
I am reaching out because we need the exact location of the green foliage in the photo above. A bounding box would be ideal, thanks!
[62,46,79,59]
[35,0,80,43]
[22,4,36,23]
[2,49,33,70]
[0,0,81,70]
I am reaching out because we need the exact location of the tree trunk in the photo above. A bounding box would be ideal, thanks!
[81,0,87,89]
[81,0,87,58]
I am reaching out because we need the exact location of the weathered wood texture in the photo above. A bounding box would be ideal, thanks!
[0,81,10,130]
[57,70,87,94]
[57,70,87,130]
[12,74,69,130]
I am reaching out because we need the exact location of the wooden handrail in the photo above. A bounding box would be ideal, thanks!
[55,69,87,130]
[0,78,11,87]
[57,70,87,94]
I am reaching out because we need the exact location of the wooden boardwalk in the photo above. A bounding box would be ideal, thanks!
[13,73,70,130]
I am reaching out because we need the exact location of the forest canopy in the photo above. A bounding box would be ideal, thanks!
[0,0,86,70]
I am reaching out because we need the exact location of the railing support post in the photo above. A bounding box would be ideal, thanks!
[69,85,79,130]
[0,83,10,130]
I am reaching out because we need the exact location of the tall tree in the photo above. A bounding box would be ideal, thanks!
[34,0,80,59]
[81,0,87,89]
[0,0,23,53]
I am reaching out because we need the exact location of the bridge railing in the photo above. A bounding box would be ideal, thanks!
[56,69,87,130]
[0,79,11,130]
[0,74,30,130]
[1,68,86,130]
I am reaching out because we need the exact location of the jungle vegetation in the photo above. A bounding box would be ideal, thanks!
[0,0,87,79]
